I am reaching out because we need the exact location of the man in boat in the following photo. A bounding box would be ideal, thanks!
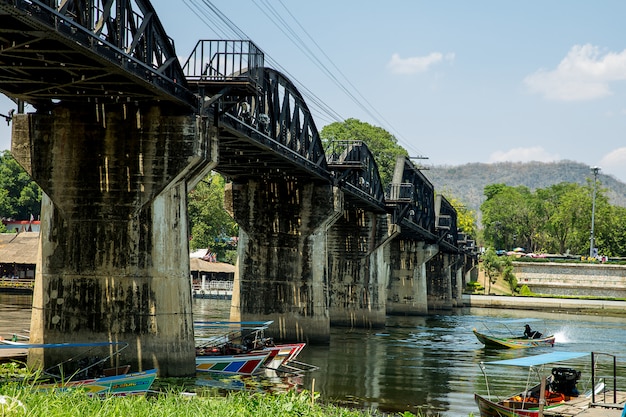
[524,324,543,339]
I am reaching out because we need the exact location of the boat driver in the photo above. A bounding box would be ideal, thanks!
[524,324,543,339]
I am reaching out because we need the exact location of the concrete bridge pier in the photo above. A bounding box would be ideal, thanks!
[427,253,454,311]
[453,263,464,307]
[327,211,397,329]
[387,240,438,315]
[11,103,216,377]
[225,179,341,344]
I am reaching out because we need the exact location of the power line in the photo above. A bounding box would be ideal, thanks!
[181,0,425,157]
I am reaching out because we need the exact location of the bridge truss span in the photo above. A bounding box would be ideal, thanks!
[0,0,195,108]
[326,140,386,213]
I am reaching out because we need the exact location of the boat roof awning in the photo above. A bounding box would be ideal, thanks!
[486,351,589,367]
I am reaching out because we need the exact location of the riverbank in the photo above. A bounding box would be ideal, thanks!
[463,294,626,316]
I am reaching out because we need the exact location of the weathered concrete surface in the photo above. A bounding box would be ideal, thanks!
[513,262,626,298]
[427,254,474,310]
[427,253,453,311]
[387,240,438,315]
[11,103,216,376]
[225,179,340,344]
[327,210,395,328]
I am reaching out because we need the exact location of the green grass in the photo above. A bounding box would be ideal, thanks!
[0,364,454,417]
[0,386,425,417]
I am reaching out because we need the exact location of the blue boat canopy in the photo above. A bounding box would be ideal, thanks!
[485,351,589,367]
[0,341,125,349]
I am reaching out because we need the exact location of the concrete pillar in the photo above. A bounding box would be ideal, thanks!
[427,253,454,311]
[387,239,438,315]
[454,265,464,307]
[11,103,215,377]
[225,179,341,344]
[327,211,396,329]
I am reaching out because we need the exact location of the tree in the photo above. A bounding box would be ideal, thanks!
[602,206,626,257]
[187,172,238,262]
[446,194,477,238]
[481,184,534,251]
[481,247,514,294]
[534,183,580,254]
[0,150,41,220]
[320,118,408,188]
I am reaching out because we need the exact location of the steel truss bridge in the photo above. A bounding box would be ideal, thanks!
[0,0,476,254]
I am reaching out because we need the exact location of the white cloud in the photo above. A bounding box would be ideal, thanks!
[488,146,560,163]
[387,52,455,75]
[524,44,626,101]
[599,147,626,183]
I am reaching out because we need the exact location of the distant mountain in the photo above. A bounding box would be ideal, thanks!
[422,160,626,219]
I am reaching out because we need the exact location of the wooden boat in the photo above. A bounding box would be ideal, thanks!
[195,351,270,375]
[42,368,157,397]
[473,318,555,349]
[194,321,312,375]
[473,328,555,349]
[0,341,157,397]
[475,351,626,417]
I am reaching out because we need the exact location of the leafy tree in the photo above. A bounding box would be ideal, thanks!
[187,172,238,262]
[481,247,514,294]
[480,179,622,256]
[602,206,626,257]
[320,118,408,188]
[534,183,580,254]
[0,150,41,220]
[481,184,534,251]
[446,194,477,238]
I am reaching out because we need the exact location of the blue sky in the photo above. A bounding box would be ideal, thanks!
[1,1,626,183]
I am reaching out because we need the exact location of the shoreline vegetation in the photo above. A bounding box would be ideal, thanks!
[0,367,434,417]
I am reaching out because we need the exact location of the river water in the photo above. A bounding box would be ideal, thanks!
[3,294,626,417]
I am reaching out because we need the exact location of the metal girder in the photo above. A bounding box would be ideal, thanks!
[326,140,386,213]
[435,194,460,253]
[208,67,329,181]
[386,156,439,242]
[0,0,194,108]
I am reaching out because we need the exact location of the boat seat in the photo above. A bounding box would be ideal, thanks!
[103,365,131,377]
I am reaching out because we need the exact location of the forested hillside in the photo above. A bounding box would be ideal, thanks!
[424,160,626,218]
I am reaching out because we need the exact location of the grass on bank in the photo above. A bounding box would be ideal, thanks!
[0,363,452,417]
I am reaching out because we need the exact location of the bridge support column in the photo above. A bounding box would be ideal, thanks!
[387,240,438,315]
[327,211,396,328]
[428,253,455,311]
[226,179,340,344]
[452,259,465,307]
[454,266,465,307]
[12,103,216,377]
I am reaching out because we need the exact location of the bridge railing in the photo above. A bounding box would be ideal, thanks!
[182,40,264,92]
[326,140,366,166]
[386,183,414,202]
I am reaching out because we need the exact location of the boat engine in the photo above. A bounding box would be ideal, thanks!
[551,367,581,396]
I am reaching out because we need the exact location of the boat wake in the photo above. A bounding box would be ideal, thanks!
[553,326,574,344]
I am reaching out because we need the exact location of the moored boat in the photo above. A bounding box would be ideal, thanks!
[42,368,157,397]
[0,341,157,397]
[475,351,626,416]
[194,321,312,375]
[195,351,270,375]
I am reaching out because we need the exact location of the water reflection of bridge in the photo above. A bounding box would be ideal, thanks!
[0,0,477,376]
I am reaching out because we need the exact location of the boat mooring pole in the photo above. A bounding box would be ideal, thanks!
[538,376,546,417]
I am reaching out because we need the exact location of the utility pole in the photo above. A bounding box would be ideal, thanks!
[589,166,600,258]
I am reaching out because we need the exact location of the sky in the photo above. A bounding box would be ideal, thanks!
[1,0,626,182]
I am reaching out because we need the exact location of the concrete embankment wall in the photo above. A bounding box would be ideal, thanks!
[512,261,626,298]
[463,294,626,315]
